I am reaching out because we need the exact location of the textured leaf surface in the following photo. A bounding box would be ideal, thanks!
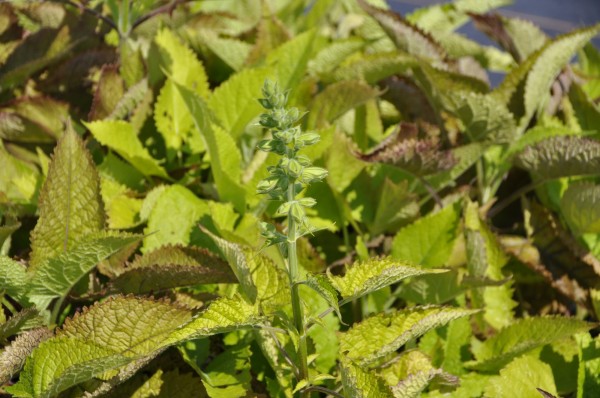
[30,233,142,304]
[340,306,477,366]
[103,368,209,398]
[176,84,246,212]
[485,356,557,398]
[561,182,600,235]
[515,136,600,179]
[163,296,260,345]
[468,317,593,371]
[577,333,600,398]
[341,359,393,398]
[0,255,29,304]
[392,203,460,268]
[29,122,104,268]
[0,328,52,386]
[110,245,237,294]
[329,257,444,300]
[85,120,168,178]
[304,274,341,320]
[0,308,44,342]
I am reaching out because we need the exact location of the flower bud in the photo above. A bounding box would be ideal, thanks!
[298,132,320,146]
[298,197,317,208]
[299,167,328,183]
[257,176,279,194]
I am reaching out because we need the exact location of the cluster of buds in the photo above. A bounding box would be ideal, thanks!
[256,80,327,250]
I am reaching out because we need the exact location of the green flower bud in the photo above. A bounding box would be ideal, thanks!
[286,158,304,178]
[257,139,286,155]
[259,113,278,128]
[295,155,312,166]
[298,132,320,146]
[257,176,280,194]
[298,197,317,208]
[299,166,328,183]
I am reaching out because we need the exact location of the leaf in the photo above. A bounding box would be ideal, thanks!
[208,66,270,139]
[29,232,142,306]
[392,202,461,268]
[467,317,593,371]
[523,24,600,127]
[29,121,105,268]
[196,29,251,72]
[85,120,168,178]
[163,296,260,345]
[89,64,124,121]
[204,229,288,310]
[356,122,455,176]
[308,38,366,78]
[143,185,209,253]
[515,136,600,179]
[0,255,29,304]
[485,356,557,398]
[0,96,69,143]
[0,328,53,386]
[102,368,209,398]
[325,131,366,192]
[307,80,380,129]
[340,306,477,366]
[332,52,417,84]
[576,333,600,398]
[561,182,600,235]
[329,257,446,300]
[0,308,44,342]
[100,178,142,230]
[110,245,237,294]
[465,200,516,329]
[358,0,446,63]
[341,359,393,398]
[175,83,246,212]
[0,143,40,205]
[202,344,253,398]
[303,274,341,320]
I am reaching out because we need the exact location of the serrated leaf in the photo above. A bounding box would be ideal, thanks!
[485,356,557,398]
[0,328,52,386]
[204,229,288,310]
[308,38,365,78]
[110,245,236,294]
[523,24,600,127]
[163,296,260,345]
[577,333,600,398]
[175,83,246,212]
[143,185,209,253]
[102,368,209,398]
[340,306,477,366]
[304,274,341,320]
[329,257,445,300]
[561,182,600,235]
[196,29,251,72]
[392,202,460,268]
[29,121,104,268]
[202,344,252,398]
[307,80,380,129]
[0,255,29,304]
[467,317,593,371]
[515,136,600,179]
[85,120,168,178]
[332,52,416,84]
[356,122,455,176]
[358,0,445,63]
[341,359,393,398]
[0,308,44,342]
[29,233,142,305]
[89,64,124,121]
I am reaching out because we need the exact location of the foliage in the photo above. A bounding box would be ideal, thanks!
[0,0,599,397]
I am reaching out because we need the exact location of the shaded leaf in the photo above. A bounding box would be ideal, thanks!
[577,333,600,398]
[0,96,68,143]
[561,182,600,235]
[485,356,557,398]
[0,255,29,304]
[303,274,341,320]
[29,121,104,268]
[0,328,53,386]
[89,64,124,121]
[0,308,44,342]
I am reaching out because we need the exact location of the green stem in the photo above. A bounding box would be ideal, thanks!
[287,183,309,397]
[51,295,66,326]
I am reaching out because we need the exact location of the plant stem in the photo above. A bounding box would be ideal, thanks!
[287,183,309,397]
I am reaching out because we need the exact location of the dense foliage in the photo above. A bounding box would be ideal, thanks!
[1,0,600,397]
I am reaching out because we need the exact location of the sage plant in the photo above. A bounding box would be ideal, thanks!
[256,80,327,392]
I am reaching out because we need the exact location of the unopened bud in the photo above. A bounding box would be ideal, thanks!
[299,167,328,183]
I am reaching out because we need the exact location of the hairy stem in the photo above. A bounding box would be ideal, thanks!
[287,183,309,397]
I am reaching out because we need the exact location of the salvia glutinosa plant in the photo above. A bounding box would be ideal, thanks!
[2,0,600,397]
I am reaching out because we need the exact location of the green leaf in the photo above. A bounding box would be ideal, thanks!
[102,368,209,398]
[202,344,252,398]
[85,120,168,178]
[303,274,342,320]
[175,83,246,212]
[109,245,237,294]
[29,121,104,268]
[515,136,600,179]
[0,255,29,304]
[561,182,600,235]
[196,29,251,72]
[340,306,477,366]
[465,200,515,329]
[358,0,445,63]
[0,328,53,386]
[0,96,68,143]
[143,185,209,253]
[485,356,557,398]
[341,359,393,398]
[332,52,416,84]
[326,131,366,192]
[523,24,600,127]
[307,80,380,129]
[89,64,124,121]
[29,232,142,306]
[308,38,366,79]
[329,257,446,300]
[467,317,593,371]
[577,333,600,398]
[100,178,143,230]
[392,202,460,268]
[0,308,44,342]
[204,229,289,310]
[370,178,419,236]
[163,296,260,345]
